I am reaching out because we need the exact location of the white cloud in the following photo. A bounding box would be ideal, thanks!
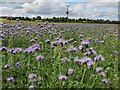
[0,0,118,20]
[70,2,118,20]
[21,0,66,16]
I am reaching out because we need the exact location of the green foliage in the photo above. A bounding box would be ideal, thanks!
[0,16,119,24]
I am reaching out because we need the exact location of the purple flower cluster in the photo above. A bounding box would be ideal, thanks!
[4,61,22,69]
[81,40,90,48]
[8,48,22,54]
[67,46,77,52]
[24,44,40,53]
[58,39,67,45]
[74,57,94,68]
[78,39,92,53]
[95,67,108,84]
[84,47,96,56]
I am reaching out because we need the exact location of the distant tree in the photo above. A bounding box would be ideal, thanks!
[36,16,41,20]
[25,17,30,20]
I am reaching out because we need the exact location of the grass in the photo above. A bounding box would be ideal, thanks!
[0,20,119,88]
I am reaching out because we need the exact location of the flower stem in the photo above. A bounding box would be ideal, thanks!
[80,68,87,87]
[91,74,98,88]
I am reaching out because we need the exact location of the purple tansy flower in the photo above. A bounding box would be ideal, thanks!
[56,37,59,40]
[4,64,10,69]
[24,44,40,53]
[102,78,108,84]
[32,44,40,48]
[28,73,37,79]
[58,75,68,81]
[79,34,83,38]
[16,48,22,52]
[45,39,51,44]
[32,46,40,51]
[0,46,7,51]
[89,47,97,55]
[47,25,51,28]
[99,72,105,77]
[61,57,70,62]
[81,40,90,47]
[67,46,77,52]
[74,57,81,64]
[8,48,14,53]
[80,57,94,68]
[51,41,58,46]
[13,48,22,54]
[0,33,4,38]
[15,61,22,67]
[78,45,83,51]
[94,55,104,61]
[59,39,67,45]
[24,48,32,53]
[96,67,102,73]
[36,55,44,61]
[87,61,94,68]
[84,51,91,56]
[80,57,92,64]
[7,76,14,82]
[91,50,97,55]
[68,68,74,75]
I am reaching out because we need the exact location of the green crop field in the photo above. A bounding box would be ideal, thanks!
[0,20,119,88]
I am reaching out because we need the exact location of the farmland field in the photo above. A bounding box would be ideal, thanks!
[0,20,119,88]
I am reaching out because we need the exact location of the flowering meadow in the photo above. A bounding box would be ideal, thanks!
[0,20,119,88]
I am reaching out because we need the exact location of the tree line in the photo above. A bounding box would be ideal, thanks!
[0,16,119,24]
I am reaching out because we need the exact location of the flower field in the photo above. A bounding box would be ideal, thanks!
[0,21,119,88]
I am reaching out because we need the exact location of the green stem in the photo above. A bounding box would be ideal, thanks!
[86,74,92,87]
[91,74,98,88]
[80,68,87,87]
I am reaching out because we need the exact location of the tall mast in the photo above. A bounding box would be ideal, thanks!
[66,4,70,23]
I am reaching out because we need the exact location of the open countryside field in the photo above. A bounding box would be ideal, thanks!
[0,20,119,88]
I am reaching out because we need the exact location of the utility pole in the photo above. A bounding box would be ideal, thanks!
[66,4,70,23]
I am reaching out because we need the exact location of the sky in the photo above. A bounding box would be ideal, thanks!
[0,0,119,21]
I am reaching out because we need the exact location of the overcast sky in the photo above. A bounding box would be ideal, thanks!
[0,0,119,21]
